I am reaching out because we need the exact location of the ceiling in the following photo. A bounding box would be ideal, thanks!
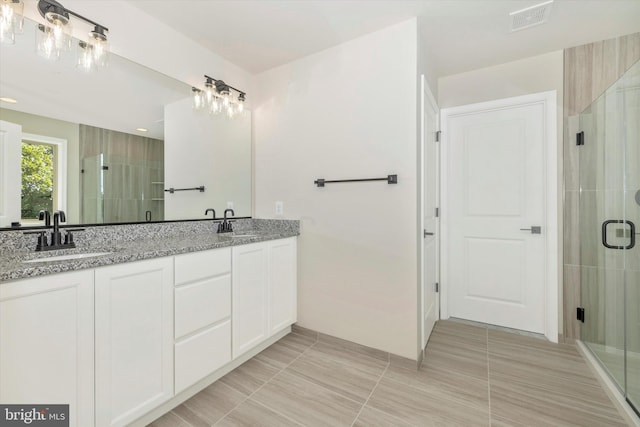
[128,0,640,77]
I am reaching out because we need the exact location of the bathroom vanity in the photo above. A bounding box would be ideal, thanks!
[0,219,298,427]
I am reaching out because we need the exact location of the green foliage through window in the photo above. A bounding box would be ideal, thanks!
[21,142,54,219]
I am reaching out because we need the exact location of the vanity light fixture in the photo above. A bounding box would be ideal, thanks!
[0,0,24,45]
[136,128,148,132]
[36,0,109,69]
[0,96,18,103]
[192,75,246,118]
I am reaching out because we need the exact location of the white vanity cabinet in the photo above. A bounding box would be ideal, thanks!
[94,257,174,427]
[232,237,297,358]
[0,270,95,427]
[268,238,298,335]
[0,234,297,427]
[173,248,232,393]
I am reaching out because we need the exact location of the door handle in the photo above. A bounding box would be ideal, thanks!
[602,220,636,250]
[520,226,541,234]
[424,230,434,237]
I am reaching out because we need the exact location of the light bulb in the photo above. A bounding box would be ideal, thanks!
[209,96,221,115]
[0,0,24,45]
[192,88,204,110]
[36,24,59,59]
[77,41,94,71]
[45,12,71,50]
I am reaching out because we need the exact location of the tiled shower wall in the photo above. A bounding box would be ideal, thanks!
[563,32,640,341]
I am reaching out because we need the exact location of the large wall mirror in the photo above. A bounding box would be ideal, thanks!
[0,17,251,229]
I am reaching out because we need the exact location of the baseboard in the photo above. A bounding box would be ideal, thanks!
[576,340,640,427]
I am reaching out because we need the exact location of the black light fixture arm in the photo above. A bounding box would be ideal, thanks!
[38,0,109,33]
[204,74,246,97]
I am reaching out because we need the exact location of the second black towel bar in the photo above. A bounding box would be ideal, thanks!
[164,186,205,194]
[314,175,397,187]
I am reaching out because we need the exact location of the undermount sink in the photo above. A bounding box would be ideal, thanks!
[24,252,112,263]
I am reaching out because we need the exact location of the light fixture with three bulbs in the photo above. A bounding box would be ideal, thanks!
[36,0,109,71]
[192,75,246,118]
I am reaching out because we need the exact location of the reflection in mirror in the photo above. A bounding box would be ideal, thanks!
[0,17,252,229]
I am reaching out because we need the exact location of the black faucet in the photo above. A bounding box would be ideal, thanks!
[205,208,216,220]
[51,210,66,246]
[39,210,51,227]
[218,208,235,233]
[26,210,84,251]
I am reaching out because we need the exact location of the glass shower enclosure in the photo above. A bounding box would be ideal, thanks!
[579,59,639,416]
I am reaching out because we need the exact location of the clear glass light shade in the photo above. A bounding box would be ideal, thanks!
[192,89,205,110]
[0,0,24,45]
[36,21,72,60]
[209,96,221,114]
[77,36,108,71]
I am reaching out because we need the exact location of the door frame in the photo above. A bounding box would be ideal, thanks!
[440,91,558,343]
[419,74,440,351]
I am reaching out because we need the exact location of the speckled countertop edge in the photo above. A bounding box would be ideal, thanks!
[0,230,299,284]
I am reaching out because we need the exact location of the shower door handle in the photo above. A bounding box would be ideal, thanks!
[602,220,635,250]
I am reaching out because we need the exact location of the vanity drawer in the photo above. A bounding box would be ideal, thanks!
[175,320,231,393]
[174,248,231,286]
[175,275,231,339]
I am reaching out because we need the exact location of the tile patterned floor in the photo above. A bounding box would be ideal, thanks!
[149,320,631,426]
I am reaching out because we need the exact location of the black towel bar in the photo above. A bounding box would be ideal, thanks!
[164,186,205,194]
[314,175,397,187]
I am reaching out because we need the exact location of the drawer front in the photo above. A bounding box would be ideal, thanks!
[175,275,231,339]
[174,248,231,286]
[175,320,231,393]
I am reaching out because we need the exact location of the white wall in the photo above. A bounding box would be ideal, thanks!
[164,98,252,220]
[254,19,420,359]
[438,50,565,333]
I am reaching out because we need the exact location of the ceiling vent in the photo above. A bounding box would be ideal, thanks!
[510,0,553,32]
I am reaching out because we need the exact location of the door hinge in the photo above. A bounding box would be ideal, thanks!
[576,131,584,146]
[435,207,439,218]
[577,307,585,323]
[435,130,441,142]
[435,282,439,293]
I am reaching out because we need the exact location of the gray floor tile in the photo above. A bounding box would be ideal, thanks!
[353,406,418,427]
[219,358,280,396]
[285,349,383,403]
[251,371,362,427]
[146,320,630,427]
[215,399,302,427]
[367,377,490,426]
[147,411,191,427]
[173,381,246,427]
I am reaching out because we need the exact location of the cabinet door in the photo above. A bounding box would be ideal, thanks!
[0,270,94,427]
[232,242,268,358]
[268,238,297,335]
[95,258,174,427]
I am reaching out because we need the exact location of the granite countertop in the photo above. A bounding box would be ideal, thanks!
[0,230,298,284]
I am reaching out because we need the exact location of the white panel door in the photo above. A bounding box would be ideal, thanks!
[0,270,94,427]
[95,258,174,427]
[232,242,269,358]
[268,237,297,335]
[421,76,439,348]
[0,120,21,227]
[444,97,547,333]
